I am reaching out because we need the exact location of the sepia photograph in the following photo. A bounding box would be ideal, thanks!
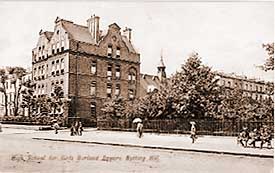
[0,1,274,173]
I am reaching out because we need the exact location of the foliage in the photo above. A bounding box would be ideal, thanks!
[169,52,222,119]
[260,43,274,71]
[8,66,27,116]
[101,97,127,120]
[20,80,36,116]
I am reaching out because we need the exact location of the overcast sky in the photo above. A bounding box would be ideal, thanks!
[0,1,273,81]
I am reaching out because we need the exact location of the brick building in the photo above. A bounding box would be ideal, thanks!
[32,15,140,125]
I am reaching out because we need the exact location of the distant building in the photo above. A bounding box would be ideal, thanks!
[216,72,273,101]
[31,15,140,125]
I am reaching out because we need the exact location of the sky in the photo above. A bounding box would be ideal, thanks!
[0,1,274,81]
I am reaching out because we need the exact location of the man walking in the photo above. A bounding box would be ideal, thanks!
[137,122,143,138]
[190,121,197,143]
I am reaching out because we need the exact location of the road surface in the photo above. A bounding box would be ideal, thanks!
[0,128,273,173]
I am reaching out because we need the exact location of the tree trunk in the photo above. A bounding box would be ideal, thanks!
[4,92,7,116]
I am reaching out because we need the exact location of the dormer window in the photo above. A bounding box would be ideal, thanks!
[107,45,112,58]
[116,47,120,58]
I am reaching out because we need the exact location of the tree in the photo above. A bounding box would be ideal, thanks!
[170,52,222,119]
[49,85,64,115]
[20,80,36,116]
[8,67,27,116]
[0,68,8,116]
[101,97,127,120]
[260,43,274,71]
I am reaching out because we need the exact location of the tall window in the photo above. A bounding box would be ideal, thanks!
[91,61,96,74]
[129,89,134,100]
[61,40,65,51]
[61,58,65,69]
[56,42,60,53]
[52,44,56,54]
[51,61,55,72]
[56,59,60,70]
[107,83,112,98]
[107,64,112,80]
[90,82,96,96]
[107,45,112,58]
[91,102,96,117]
[115,65,120,79]
[116,47,120,58]
[260,86,262,92]
[115,84,120,96]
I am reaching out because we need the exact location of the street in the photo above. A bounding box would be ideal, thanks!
[0,128,273,173]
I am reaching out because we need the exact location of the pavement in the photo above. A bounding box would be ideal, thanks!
[29,127,274,158]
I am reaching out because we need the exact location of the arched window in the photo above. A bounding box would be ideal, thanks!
[128,67,137,83]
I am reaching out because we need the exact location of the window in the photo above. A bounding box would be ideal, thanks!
[260,86,262,92]
[116,47,120,58]
[57,30,59,35]
[107,83,112,98]
[60,80,64,85]
[129,89,134,100]
[227,81,231,87]
[34,68,37,76]
[90,82,96,96]
[115,65,120,79]
[107,64,112,80]
[90,102,96,117]
[91,61,96,74]
[56,42,60,53]
[61,40,65,51]
[107,45,112,58]
[147,85,157,93]
[52,44,56,54]
[245,84,248,90]
[256,86,258,91]
[61,58,65,69]
[250,85,252,90]
[115,84,120,96]
[128,72,136,82]
[52,61,55,71]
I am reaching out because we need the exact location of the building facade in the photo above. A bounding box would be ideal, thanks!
[216,72,273,101]
[31,15,140,125]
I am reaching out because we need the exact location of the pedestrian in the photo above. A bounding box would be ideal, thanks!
[70,123,75,136]
[238,127,249,147]
[74,121,79,136]
[78,122,83,136]
[190,121,197,143]
[249,128,260,148]
[137,122,143,138]
[260,126,272,149]
[53,121,59,134]
[0,122,2,133]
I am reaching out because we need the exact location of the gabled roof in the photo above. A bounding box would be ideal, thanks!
[44,31,54,41]
[61,20,96,44]
[140,73,161,89]
[108,23,121,30]
[122,36,137,53]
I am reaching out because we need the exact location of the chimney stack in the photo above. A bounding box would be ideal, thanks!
[87,14,100,43]
[123,27,132,42]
